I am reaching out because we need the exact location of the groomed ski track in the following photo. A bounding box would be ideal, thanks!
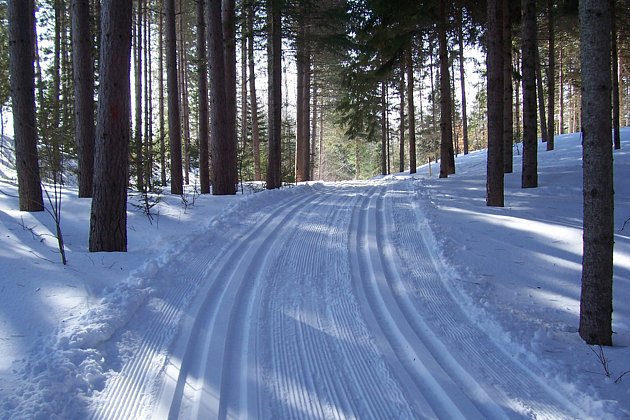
[90,179,584,419]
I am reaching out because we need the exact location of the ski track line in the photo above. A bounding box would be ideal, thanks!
[394,180,585,419]
[90,189,310,420]
[159,190,323,419]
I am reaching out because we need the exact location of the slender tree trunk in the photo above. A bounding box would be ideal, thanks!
[166,0,183,195]
[89,0,132,252]
[439,0,454,178]
[311,70,318,179]
[222,0,238,188]
[521,0,538,189]
[547,0,555,150]
[579,0,613,346]
[134,0,144,192]
[177,0,190,185]
[158,0,167,186]
[558,46,564,134]
[486,0,504,206]
[8,0,44,211]
[295,24,306,181]
[514,50,521,143]
[399,63,405,173]
[458,4,469,155]
[611,0,621,150]
[197,0,210,193]
[503,0,513,173]
[240,15,248,183]
[406,45,416,174]
[266,0,282,189]
[144,2,153,190]
[319,102,324,179]
[380,82,387,175]
[247,1,261,182]
[72,0,95,198]
[536,45,548,143]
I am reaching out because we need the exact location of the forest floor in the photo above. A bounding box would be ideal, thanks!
[0,129,629,419]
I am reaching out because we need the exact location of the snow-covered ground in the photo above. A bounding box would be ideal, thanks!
[0,129,628,419]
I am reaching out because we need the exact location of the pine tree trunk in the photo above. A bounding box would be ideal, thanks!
[558,46,564,134]
[381,82,387,176]
[486,0,504,206]
[222,0,238,189]
[144,2,153,190]
[134,0,144,192]
[611,0,621,150]
[521,0,538,189]
[311,69,318,180]
[177,0,190,185]
[579,0,614,346]
[72,0,95,198]
[89,0,132,252]
[8,0,44,212]
[503,0,513,173]
[247,0,261,182]
[439,0,454,178]
[406,45,416,174]
[399,63,405,173]
[165,0,183,195]
[536,45,548,143]
[458,5,469,156]
[547,0,555,150]
[295,25,306,182]
[266,0,282,189]
[158,0,167,186]
[197,0,210,193]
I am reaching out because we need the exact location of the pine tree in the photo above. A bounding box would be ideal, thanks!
[521,0,538,189]
[266,0,282,189]
[165,0,183,195]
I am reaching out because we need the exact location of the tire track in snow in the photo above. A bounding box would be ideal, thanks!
[157,189,323,419]
[386,180,584,419]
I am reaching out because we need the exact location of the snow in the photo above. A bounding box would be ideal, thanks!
[0,129,629,419]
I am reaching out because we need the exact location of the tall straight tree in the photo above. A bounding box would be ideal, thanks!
[247,0,262,181]
[611,0,620,150]
[89,0,132,252]
[399,63,405,173]
[521,0,538,189]
[295,17,310,182]
[546,0,555,151]
[457,4,469,156]
[502,0,513,174]
[579,0,614,346]
[165,0,183,195]
[438,0,454,178]
[72,0,95,198]
[197,0,210,193]
[406,45,416,174]
[134,0,144,192]
[266,0,282,189]
[208,0,235,194]
[486,0,504,206]
[8,0,44,212]
[222,0,238,188]
[158,0,167,186]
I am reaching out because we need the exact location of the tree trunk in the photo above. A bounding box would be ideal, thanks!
[72,0,95,198]
[89,0,132,252]
[144,1,153,190]
[158,0,167,186]
[503,0,513,173]
[266,0,282,189]
[547,0,555,151]
[399,63,405,173]
[486,0,504,206]
[439,0,454,178]
[134,0,144,192]
[222,0,238,188]
[458,4,469,156]
[406,45,416,174]
[611,0,620,150]
[311,69,318,180]
[177,0,190,185]
[535,46,548,144]
[558,46,564,134]
[166,0,183,194]
[521,0,538,189]
[197,0,210,193]
[295,23,306,182]
[247,1,261,182]
[8,0,44,212]
[579,0,614,346]
[380,82,387,175]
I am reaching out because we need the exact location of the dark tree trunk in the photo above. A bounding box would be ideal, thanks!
[222,0,238,189]
[311,70,318,180]
[89,0,132,252]
[134,0,144,192]
[486,0,504,206]
[158,0,167,186]
[380,82,387,176]
[197,0,210,193]
[165,0,183,195]
[547,0,555,151]
[406,45,416,174]
[521,0,538,189]
[558,46,564,134]
[247,1,261,182]
[536,46,548,143]
[399,63,405,173]
[458,4,469,156]
[295,23,307,182]
[72,0,95,198]
[503,0,513,174]
[8,0,44,212]
[611,0,620,150]
[439,0,454,178]
[579,0,614,346]
[266,0,282,189]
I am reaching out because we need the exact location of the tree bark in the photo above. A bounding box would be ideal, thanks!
[486,0,504,206]
[535,46,548,144]
[89,0,132,252]
[165,0,183,195]
[579,0,614,346]
[8,0,44,212]
[197,0,210,193]
[72,0,95,198]
[247,1,261,182]
[503,0,513,174]
[399,63,405,173]
[406,45,416,174]
[266,0,282,189]
[381,82,387,176]
[158,0,167,186]
[547,0,555,151]
[458,4,469,156]
[611,0,620,150]
[134,0,144,192]
[222,0,238,188]
[439,0,454,178]
[521,0,538,189]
